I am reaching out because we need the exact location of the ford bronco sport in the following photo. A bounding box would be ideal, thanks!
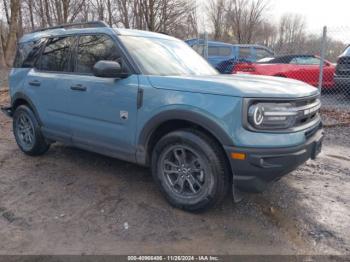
[1,21,323,211]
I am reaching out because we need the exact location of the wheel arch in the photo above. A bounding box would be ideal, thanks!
[11,92,43,125]
[136,109,233,166]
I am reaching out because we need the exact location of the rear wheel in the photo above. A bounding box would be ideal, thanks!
[13,105,50,156]
[151,129,229,211]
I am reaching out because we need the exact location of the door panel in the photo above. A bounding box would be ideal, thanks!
[68,74,139,160]
[25,70,73,140]
[67,34,139,161]
[26,36,76,141]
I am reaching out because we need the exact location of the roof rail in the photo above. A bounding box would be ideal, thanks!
[33,21,109,33]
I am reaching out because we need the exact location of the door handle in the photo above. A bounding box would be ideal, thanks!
[70,84,87,91]
[28,80,41,86]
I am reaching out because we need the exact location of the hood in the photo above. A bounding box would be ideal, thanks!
[147,74,319,98]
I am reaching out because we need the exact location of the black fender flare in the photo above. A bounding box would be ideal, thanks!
[136,109,234,165]
[11,92,43,126]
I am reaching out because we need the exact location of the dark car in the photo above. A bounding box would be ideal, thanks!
[334,45,350,97]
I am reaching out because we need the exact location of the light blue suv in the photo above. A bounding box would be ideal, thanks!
[2,21,323,211]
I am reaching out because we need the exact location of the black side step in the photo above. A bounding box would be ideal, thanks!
[1,106,13,118]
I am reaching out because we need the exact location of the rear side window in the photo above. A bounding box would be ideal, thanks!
[208,46,231,57]
[76,35,120,74]
[39,37,74,72]
[13,39,45,68]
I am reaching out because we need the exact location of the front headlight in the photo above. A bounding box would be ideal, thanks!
[247,102,298,130]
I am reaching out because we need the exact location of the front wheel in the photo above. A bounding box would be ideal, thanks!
[151,129,229,211]
[13,105,50,156]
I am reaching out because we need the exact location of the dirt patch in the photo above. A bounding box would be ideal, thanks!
[321,108,350,127]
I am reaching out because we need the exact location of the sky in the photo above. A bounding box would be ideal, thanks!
[198,0,350,40]
[269,0,350,33]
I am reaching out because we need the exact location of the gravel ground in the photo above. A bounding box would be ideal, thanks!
[0,90,349,255]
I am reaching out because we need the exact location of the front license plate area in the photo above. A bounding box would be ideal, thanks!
[311,138,323,160]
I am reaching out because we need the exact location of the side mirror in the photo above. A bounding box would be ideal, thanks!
[93,60,123,78]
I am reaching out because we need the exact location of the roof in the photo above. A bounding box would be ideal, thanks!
[19,22,179,43]
[116,28,177,41]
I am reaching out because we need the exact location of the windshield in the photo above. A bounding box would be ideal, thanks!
[341,46,350,56]
[119,36,218,76]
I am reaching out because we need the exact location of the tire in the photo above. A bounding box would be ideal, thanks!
[13,105,50,156]
[151,129,230,212]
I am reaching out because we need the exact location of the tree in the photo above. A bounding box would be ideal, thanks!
[4,0,20,67]
[0,22,7,69]
[207,0,227,40]
[275,13,306,54]
[225,0,269,44]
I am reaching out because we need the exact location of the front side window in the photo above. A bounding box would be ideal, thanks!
[120,36,218,76]
[76,35,120,74]
[40,37,74,72]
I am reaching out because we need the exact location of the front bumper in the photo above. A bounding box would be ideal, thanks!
[224,125,324,192]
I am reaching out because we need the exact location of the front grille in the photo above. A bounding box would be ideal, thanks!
[291,97,321,128]
[336,57,350,76]
[291,96,321,129]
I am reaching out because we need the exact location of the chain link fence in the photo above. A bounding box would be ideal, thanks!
[189,27,350,126]
[320,26,350,126]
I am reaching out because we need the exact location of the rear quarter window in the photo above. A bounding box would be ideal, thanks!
[13,39,45,68]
